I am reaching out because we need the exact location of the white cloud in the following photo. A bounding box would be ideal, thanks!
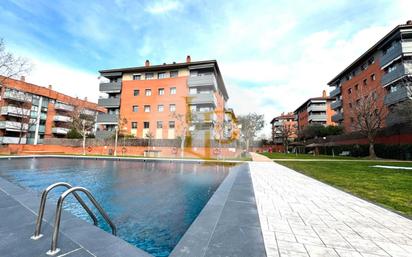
[145,0,181,14]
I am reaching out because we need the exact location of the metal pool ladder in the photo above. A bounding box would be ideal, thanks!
[31,182,117,256]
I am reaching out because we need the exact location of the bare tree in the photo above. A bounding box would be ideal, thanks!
[277,122,296,153]
[0,39,31,83]
[237,113,265,151]
[170,111,191,158]
[70,107,96,155]
[350,91,386,158]
[12,100,36,144]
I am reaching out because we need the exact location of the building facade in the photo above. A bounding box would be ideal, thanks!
[294,90,335,133]
[96,56,230,141]
[270,112,297,144]
[0,77,105,144]
[328,21,412,131]
[223,108,240,140]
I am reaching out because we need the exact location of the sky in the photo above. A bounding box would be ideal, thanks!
[0,0,411,137]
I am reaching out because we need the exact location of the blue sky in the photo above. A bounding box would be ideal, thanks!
[1,0,411,136]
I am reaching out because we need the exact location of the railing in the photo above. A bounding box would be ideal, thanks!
[308,114,327,121]
[81,109,96,116]
[53,115,72,122]
[380,41,412,68]
[99,81,122,93]
[29,125,45,133]
[307,105,326,112]
[3,90,32,102]
[0,106,31,116]
[95,130,115,139]
[332,112,344,122]
[187,93,217,106]
[191,111,217,123]
[52,127,70,134]
[381,63,412,86]
[330,100,342,110]
[54,102,74,112]
[0,120,28,131]
[384,86,411,106]
[98,97,120,107]
[329,87,341,97]
[96,113,119,124]
[188,74,217,90]
[0,136,27,144]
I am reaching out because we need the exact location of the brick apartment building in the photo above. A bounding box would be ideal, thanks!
[328,21,412,132]
[294,90,335,133]
[270,112,297,144]
[96,56,232,141]
[0,76,105,145]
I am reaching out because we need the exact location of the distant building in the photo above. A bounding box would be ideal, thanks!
[328,20,412,131]
[0,76,105,144]
[96,56,232,141]
[270,112,297,144]
[294,90,335,133]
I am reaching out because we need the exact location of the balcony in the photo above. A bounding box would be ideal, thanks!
[191,111,217,123]
[188,74,217,90]
[187,93,217,106]
[54,102,74,112]
[53,115,72,122]
[0,121,28,131]
[3,90,32,102]
[307,105,326,112]
[330,100,343,110]
[329,87,341,97]
[332,112,344,122]
[0,136,27,144]
[98,98,120,108]
[95,130,115,139]
[0,106,30,117]
[52,127,70,134]
[384,86,411,106]
[40,113,47,120]
[99,81,122,93]
[308,114,327,122]
[96,113,119,124]
[29,125,45,133]
[381,63,412,86]
[272,121,283,127]
[81,109,96,116]
[381,41,412,68]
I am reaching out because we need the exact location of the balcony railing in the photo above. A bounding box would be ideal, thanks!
[329,87,341,97]
[187,93,217,106]
[95,130,115,139]
[381,63,412,86]
[0,121,28,131]
[330,100,342,110]
[188,74,217,90]
[96,113,119,124]
[54,102,74,111]
[0,106,30,117]
[191,111,217,123]
[0,136,27,144]
[307,105,326,112]
[272,121,283,127]
[29,125,45,133]
[53,115,72,122]
[99,81,122,93]
[81,109,96,116]
[384,86,411,106]
[52,127,70,134]
[98,98,120,108]
[381,41,412,68]
[308,114,327,121]
[3,90,32,102]
[332,112,344,122]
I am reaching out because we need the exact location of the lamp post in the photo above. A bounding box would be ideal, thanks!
[114,126,119,157]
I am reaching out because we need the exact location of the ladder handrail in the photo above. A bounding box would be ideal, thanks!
[48,186,117,255]
[32,182,98,239]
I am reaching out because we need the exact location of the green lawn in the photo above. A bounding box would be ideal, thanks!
[277,160,412,217]
[262,152,356,159]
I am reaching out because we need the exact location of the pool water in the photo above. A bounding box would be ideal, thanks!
[0,157,232,257]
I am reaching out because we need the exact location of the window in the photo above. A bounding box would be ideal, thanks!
[145,89,152,96]
[350,117,354,123]
[189,88,197,94]
[144,122,150,129]
[363,79,367,86]
[170,70,178,78]
[133,74,141,80]
[132,105,138,112]
[158,88,164,95]
[349,103,352,108]
[169,104,176,112]
[372,91,378,100]
[133,89,139,96]
[169,121,175,129]
[158,104,164,112]
[354,84,359,91]
[170,87,176,95]
[158,72,167,79]
[371,73,376,81]
[144,105,151,112]
[131,122,137,129]
[388,65,397,73]
[145,73,154,80]
[348,88,352,94]
[157,121,163,129]
[368,57,375,65]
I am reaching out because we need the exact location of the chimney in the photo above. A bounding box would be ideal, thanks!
[145,60,150,67]
[186,55,191,63]
[20,76,25,82]
[48,85,52,90]
[84,96,88,101]
[407,20,412,25]
[322,90,327,98]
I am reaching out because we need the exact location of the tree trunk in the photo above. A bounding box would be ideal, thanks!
[369,142,377,159]
[246,138,250,152]
[180,136,185,158]
[82,133,86,156]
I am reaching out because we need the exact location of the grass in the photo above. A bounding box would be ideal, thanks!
[277,160,412,217]
[262,152,357,160]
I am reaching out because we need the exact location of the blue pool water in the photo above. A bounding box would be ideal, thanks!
[0,157,233,257]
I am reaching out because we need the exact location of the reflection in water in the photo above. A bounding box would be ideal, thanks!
[0,158,233,257]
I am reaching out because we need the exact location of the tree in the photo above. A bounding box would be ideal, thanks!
[237,113,265,151]
[70,106,96,155]
[14,100,36,144]
[170,111,191,158]
[0,39,31,84]
[277,122,296,153]
[350,91,386,158]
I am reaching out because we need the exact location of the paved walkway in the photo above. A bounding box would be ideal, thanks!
[249,162,412,257]
[250,152,273,162]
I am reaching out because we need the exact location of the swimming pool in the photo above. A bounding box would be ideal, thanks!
[0,157,234,257]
